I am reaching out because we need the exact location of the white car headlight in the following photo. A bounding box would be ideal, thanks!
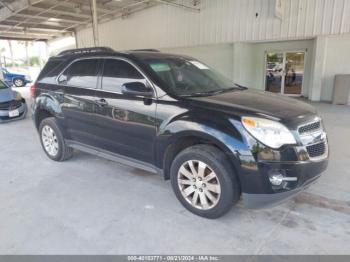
[15,92,22,101]
[241,116,296,149]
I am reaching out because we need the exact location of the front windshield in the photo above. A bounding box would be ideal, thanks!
[0,80,8,90]
[142,57,237,96]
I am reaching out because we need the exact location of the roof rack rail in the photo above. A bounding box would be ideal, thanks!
[130,49,161,52]
[58,47,115,56]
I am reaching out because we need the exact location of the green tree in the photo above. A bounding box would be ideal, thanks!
[28,56,40,66]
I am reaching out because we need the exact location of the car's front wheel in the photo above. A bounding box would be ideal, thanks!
[13,78,25,87]
[170,145,240,219]
[39,117,73,161]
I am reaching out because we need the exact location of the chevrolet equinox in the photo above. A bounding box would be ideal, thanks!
[32,47,329,218]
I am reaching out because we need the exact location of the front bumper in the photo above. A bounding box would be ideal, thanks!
[232,115,330,208]
[242,158,328,208]
[0,101,27,123]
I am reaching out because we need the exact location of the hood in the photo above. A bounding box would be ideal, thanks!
[188,89,317,123]
[6,71,26,77]
[0,87,17,103]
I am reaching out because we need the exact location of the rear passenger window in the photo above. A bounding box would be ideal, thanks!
[37,59,64,83]
[102,59,145,93]
[60,59,100,89]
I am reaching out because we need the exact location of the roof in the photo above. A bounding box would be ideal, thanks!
[0,0,180,41]
[50,47,192,61]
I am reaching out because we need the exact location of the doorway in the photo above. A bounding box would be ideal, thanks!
[265,51,305,96]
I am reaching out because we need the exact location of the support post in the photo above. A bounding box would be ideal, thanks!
[309,36,328,101]
[74,30,79,48]
[91,0,99,47]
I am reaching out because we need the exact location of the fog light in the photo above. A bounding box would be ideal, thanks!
[268,170,298,186]
[268,172,284,186]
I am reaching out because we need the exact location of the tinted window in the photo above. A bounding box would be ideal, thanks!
[102,59,145,93]
[60,59,100,89]
[141,57,235,96]
[38,59,64,82]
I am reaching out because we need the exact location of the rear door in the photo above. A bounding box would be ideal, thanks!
[93,58,157,164]
[58,58,103,147]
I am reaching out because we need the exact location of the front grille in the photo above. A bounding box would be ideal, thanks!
[0,100,22,110]
[298,120,321,135]
[307,142,326,158]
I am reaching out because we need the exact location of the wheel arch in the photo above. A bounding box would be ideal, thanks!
[33,94,62,130]
[159,128,243,182]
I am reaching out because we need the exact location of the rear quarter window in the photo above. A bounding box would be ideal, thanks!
[58,59,100,89]
[37,59,65,83]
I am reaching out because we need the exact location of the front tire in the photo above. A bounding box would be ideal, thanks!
[170,145,240,219]
[13,78,25,87]
[39,117,73,161]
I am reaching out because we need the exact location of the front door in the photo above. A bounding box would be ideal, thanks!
[265,51,305,96]
[93,58,157,165]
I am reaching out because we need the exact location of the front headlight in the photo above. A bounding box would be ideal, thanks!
[15,92,22,101]
[25,75,31,80]
[241,116,296,149]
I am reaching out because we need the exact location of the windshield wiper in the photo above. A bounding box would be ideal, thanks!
[181,85,246,97]
[233,83,248,90]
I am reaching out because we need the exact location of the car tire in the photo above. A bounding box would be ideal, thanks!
[170,144,240,219]
[39,117,73,162]
[13,78,25,87]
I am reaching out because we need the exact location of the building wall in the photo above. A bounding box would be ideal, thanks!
[321,35,350,101]
[161,43,234,80]
[74,0,350,102]
[48,36,76,56]
[76,0,350,50]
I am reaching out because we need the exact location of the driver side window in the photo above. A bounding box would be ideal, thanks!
[101,59,146,93]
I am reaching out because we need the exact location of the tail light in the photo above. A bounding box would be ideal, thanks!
[30,83,37,98]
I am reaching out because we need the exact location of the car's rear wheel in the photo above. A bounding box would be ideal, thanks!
[170,145,240,219]
[39,117,73,161]
[13,78,24,87]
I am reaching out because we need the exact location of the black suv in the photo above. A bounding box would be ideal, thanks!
[32,47,329,218]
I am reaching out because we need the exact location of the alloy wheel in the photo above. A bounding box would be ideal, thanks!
[41,125,59,157]
[14,79,23,87]
[177,160,221,210]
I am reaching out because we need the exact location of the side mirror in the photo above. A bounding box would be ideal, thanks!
[58,74,67,84]
[121,82,153,97]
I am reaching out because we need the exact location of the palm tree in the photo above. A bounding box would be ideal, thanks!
[7,40,14,66]
[18,40,30,66]
[0,47,5,79]
[0,47,5,67]
[25,41,29,66]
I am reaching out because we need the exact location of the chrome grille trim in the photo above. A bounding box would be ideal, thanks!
[298,120,321,135]
[306,141,328,161]
[307,142,325,157]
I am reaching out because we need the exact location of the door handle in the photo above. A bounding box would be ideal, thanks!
[95,98,108,106]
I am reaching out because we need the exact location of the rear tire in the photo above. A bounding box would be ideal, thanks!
[39,117,73,161]
[13,78,25,87]
[170,144,240,219]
